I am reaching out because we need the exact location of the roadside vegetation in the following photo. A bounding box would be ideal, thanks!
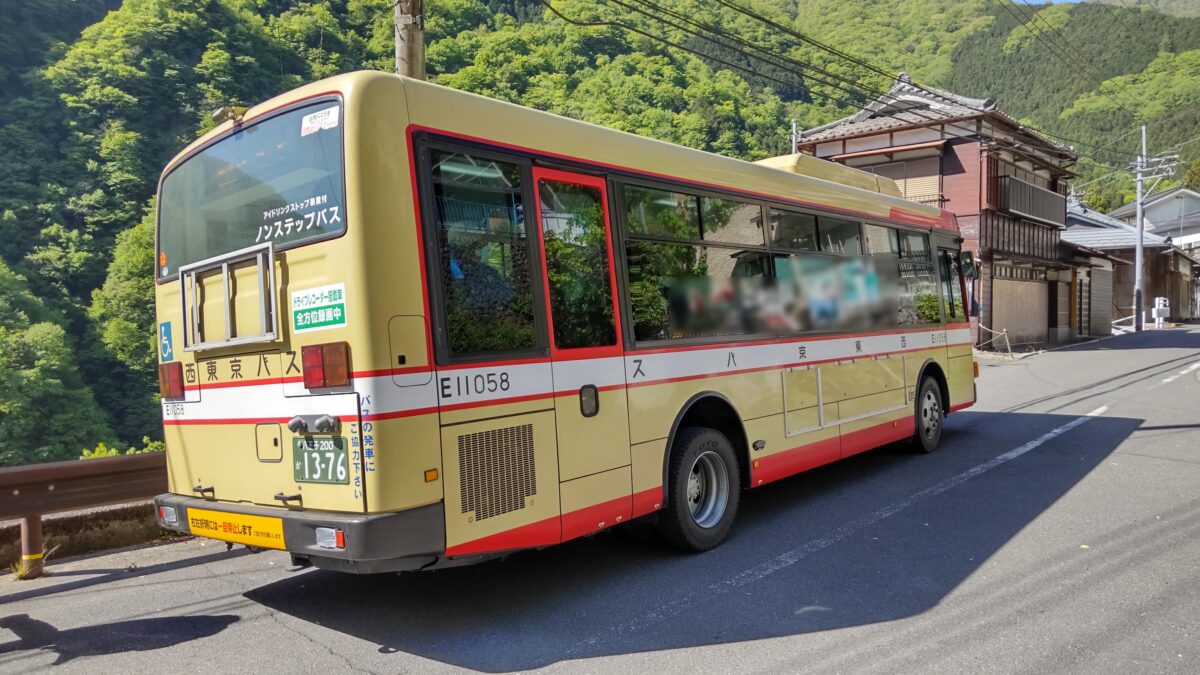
[1,0,1197,465]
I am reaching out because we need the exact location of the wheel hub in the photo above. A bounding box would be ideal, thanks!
[686,450,730,529]
[921,389,941,438]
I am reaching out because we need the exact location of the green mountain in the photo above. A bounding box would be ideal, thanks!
[1,0,1197,464]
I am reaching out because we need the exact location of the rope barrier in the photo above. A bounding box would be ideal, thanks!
[976,324,1013,359]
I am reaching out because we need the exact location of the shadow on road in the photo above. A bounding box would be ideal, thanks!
[246,410,1140,672]
[0,613,238,665]
[1058,326,1199,351]
[0,548,250,606]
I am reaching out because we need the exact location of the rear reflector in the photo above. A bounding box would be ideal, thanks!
[301,342,351,389]
[315,527,345,550]
[159,362,184,400]
[973,360,980,379]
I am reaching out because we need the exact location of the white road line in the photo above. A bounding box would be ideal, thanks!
[1146,362,1200,389]
[566,405,1109,655]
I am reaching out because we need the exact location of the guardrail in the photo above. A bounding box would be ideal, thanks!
[1112,314,1136,335]
[0,452,166,579]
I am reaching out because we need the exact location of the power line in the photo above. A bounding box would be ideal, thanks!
[708,0,1134,161]
[557,0,1086,165]
[1011,0,1142,117]
[614,0,1007,142]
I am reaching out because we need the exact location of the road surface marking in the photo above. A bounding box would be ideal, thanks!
[1146,362,1200,389]
[567,406,1109,655]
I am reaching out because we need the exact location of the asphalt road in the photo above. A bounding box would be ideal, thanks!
[3,327,1199,674]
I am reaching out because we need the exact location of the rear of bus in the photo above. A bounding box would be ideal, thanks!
[153,73,443,572]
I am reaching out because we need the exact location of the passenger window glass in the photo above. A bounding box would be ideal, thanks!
[625,240,770,341]
[623,186,699,239]
[770,209,818,251]
[898,259,939,325]
[700,196,764,245]
[818,217,862,255]
[939,249,963,321]
[865,224,900,256]
[899,231,931,263]
[429,149,535,356]
[539,180,616,349]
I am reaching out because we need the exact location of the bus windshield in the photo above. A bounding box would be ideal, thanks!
[157,100,346,279]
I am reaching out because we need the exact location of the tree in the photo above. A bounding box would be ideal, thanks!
[0,260,113,466]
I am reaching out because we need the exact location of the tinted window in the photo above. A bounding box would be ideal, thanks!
[539,179,616,349]
[700,196,764,245]
[430,149,535,356]
[623,186,699,239]
[771,209,818,251]
[625,240,770,341]
[817,217,862,255]
[158,102,345,279]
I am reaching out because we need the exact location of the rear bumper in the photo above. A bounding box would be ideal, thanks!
[154,494,445,572]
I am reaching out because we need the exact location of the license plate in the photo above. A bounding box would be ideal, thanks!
[187,508,285,549]
[293,436,349,484]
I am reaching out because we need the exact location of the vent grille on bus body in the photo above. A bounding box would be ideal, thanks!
[458,424,537,521]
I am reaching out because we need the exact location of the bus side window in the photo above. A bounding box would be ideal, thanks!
[939,249,963,321]
[428,149,537,357]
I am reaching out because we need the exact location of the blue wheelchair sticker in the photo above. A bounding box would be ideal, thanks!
[159,322,174,362]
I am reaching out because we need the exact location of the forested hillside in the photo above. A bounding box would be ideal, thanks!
[1,0,1197,465]
[947,1,1200,211]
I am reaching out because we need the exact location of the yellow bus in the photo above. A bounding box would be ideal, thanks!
[153,71,977,573]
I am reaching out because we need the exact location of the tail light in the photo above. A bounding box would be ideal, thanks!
[159,362,184,400]
[301,342,351,389]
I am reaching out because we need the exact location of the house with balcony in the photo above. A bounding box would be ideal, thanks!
[796,73,1078,346]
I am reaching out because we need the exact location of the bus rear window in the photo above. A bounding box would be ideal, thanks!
[157,101,345,279]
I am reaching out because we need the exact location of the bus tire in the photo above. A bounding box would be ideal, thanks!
[657,427,740,552]
[913,376,944,453]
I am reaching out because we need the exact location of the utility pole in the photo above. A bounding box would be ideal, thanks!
[395,0,425,80]
[1132,126,1181,331]
[1134,125,1145,331]
[791,119,798,154]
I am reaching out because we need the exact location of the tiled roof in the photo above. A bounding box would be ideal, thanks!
[798,73,1071,155]
[1064,198,1169,249]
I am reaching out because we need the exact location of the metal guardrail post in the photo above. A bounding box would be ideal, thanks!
[1,452,168,579]
[19,516,44,578]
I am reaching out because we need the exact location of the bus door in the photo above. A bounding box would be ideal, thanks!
[532,167,633,541]
[938,246,974,408]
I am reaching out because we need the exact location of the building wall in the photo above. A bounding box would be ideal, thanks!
[941,140,982,218]
[992,275,1049,345]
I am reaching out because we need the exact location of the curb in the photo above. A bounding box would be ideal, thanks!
[1011,333,1121,360]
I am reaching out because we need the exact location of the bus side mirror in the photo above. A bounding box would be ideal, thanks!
[960,251,979,280]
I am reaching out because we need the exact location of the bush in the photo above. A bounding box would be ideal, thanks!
[80,436,164,460]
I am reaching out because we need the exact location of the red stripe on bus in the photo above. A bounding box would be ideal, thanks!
[445,515,561,557]
[630,326,958,356]
[407,124,959,233]
[752,436,842,486]
[164,413,362,426]
[437,391,556,413]
[840,415,916,458]
[752,416,915,486]
[631,486,664,519]
[561,495,633,542]
[362,406,439,422]
[949,401,975,413]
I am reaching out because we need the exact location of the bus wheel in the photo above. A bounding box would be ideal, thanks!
[913,376,944,453]
[657,427,741,551]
